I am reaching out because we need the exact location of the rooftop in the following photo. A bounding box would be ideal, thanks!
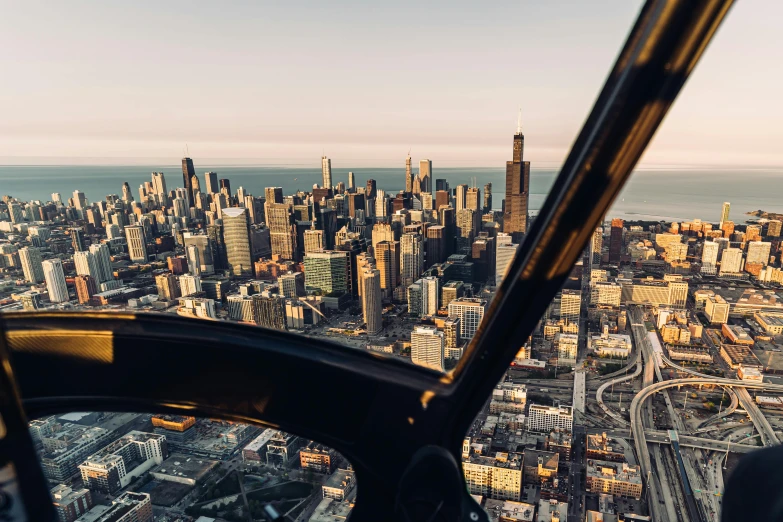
[244,428,277,452]
[586,460,642,485]
[308,498,353,522]
[150,454,218,481]
[464,452,524,470]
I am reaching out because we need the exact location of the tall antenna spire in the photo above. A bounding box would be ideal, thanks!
[516,108,523,135]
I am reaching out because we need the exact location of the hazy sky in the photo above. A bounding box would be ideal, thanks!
[1,1,781,168]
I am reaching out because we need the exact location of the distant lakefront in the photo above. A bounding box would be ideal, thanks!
[1,164,781,224]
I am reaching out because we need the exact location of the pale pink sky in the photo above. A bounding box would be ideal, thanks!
[1,1,782,168]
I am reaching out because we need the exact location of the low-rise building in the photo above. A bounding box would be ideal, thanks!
[88,491,152,522]
[720,344,762,370]
[300,442,338,474]
[536,499,568,522]
[463,452,524,501]
[666,345,712,364]
[483,499,536,522]
[322,468,356,501]
[151,415,196,446]
[242,429,277,463]
[79,432,167,495]
[705,295,730,324]
[586,460,642,499]
[586,433,625,462]
[51,485,93,522]
[738,365,763,382]
[756,313,783,335]
[589,329,632,358]
[544,429,572,460]
[722,324,754,346]
[40,424,113,483]
[266,431,304,467]
[522,450,559,486]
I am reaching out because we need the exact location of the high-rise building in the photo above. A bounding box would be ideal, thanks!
[375,241,400,298]
[203,171,218,194]
[264,187,283,204]
[608,218,624,264]
[222,208,253,276]
[252,294,287,330]
[411,326,444,371]
[181,157,196,206]
[304,251,349,295]
[371,222,395,253]
[266,203,296,260]
[74,251,99,281]
[419,160,432,193]
[767,219,782,238]
[155,273,180,301]
[448,298,487,341]
[347,171,356,192]
[560,289,581,324]
[321,156,332,189]
[70,227,85,252]
[361,268,383,335]
[183,233,214,275]
[19,246,44,284]
[304,227,324,254]
[366,179,377,200]
[701,241,719,275]
[747,241,772,266]
[503,117,530,242]
[74,275,97,304]
[527,404,573,433]
[719,201,731,229]
[89,244,114,283]
[43,259,69,303]
[407,282,423,317]
[405,155,414,193]
[72,190,87,210]
[426,225,447,267]
[8,202,24,223]
[400,233,423,286]
[466,186,481,212]
[125,225,148,263]
[219,178,231,197]
[720,247,743,275]
[495,241,520,286]
[456,209,478,254]
[279,272,305,298]
[421,276,439,316]
[455,184,468,212]
[483,183,493,213]
[179,274,202,297]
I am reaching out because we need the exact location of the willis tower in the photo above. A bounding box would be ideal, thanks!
[503,111,530,243]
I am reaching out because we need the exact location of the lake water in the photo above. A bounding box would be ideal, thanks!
[1,165,781,224]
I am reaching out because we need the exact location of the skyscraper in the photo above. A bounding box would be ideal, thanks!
[348,171,355,192]
[265,187,284,204]
[155,273,180,301]
[252,294,287,330]
[608,218,624,264]
[151,172,167,199]
[455,184,468,212]
[503,115,530,242]
[304,251,349,295]
[19,246,44,284]
[701,241,719,275]
[221,208,253,277]
[466,187,481,212]
[89,243,114,283]
[74,251,100,281]
[719,201,731,229]
[179,274,203,297]
[411,326,444,372]
[747,241,772,266]
[304,227,325,254]
[720,247,743,275]
[204,172,219,194]
[266,203,296,260]
[182,157,196,206]
[186,245,202,276]
[361,268,382,335]
[405,155,413,193]
[419,160,432,194]
[401,233,423,286]
[125,225,148,263]
[426,225,447,267]
[421,276,439,316]
[43,259,69,303]
[321,156,332,189]
[483,183,493,213]
[456,209,478,254]
[279,272,305,298]
[495,241,520,286]
[70,227,85,252]
[560,289,581,324]
[447,298,487,341]
[375,241,400,298]
[366,179,377,200]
